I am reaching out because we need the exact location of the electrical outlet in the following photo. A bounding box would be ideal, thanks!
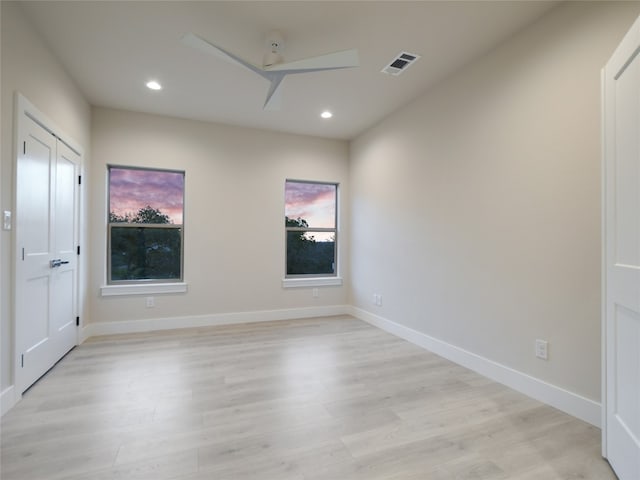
[145,296,155,308]
[535,339,548,360]
[377,294,383,306]
[312,288,319,298]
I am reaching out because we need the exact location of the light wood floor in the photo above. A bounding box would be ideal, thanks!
[1,316,614,480]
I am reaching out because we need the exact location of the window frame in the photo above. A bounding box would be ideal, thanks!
[107,165,185,286]
[284,179,338,279]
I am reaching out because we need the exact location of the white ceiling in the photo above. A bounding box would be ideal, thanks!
[19,1,559,140]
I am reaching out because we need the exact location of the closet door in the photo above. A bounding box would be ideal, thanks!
[15,109,80,394]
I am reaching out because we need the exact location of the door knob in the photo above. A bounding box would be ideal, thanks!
[50,259,70,268]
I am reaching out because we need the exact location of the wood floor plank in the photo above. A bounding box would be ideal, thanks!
[1,315,614,480]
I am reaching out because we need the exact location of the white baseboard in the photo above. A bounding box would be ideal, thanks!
[349,306,601,427]
[1,386,17,417]
[83,305,350,338]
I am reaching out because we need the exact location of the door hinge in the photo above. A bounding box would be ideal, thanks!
[21,354,24,368]
[76,316,80,327]
[77,246,80,255]
[78,175,82,185]
[23,141,26,155]
[22,247,25,261]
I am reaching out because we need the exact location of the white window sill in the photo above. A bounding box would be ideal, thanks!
[101,282,188,297]
[282,277,343,288]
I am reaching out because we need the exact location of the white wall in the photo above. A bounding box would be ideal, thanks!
[0,2,91,397]
[349,1,640,404]
[89,108,349,329]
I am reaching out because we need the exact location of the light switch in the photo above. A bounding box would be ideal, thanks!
[3,211,11,230]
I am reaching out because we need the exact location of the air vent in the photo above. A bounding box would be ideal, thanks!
[381,52,420,76]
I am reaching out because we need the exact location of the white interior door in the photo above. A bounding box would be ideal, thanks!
[602,14,640,480]
[15,110,80,394]
[52,141,79,353]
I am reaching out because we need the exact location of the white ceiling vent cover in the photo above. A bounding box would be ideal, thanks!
[381,52,420,76]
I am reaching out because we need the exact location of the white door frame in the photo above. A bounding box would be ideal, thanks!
[12,93,84,403]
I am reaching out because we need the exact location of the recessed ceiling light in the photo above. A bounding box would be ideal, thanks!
[146,80,162,90]
[320,111,333,119]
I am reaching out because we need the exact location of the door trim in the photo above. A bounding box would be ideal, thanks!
[600,67,608,458]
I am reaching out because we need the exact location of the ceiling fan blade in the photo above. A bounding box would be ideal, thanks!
[266,49,359,73]
[181,33,266,78]
[263,75,285,110]
[182,34,358,110]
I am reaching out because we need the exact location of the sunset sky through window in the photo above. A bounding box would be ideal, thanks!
[285,181,336,229]
[109,167,184,224]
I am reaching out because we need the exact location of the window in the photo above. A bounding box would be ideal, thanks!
[108,166,184,284]
[285,180,337,277]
